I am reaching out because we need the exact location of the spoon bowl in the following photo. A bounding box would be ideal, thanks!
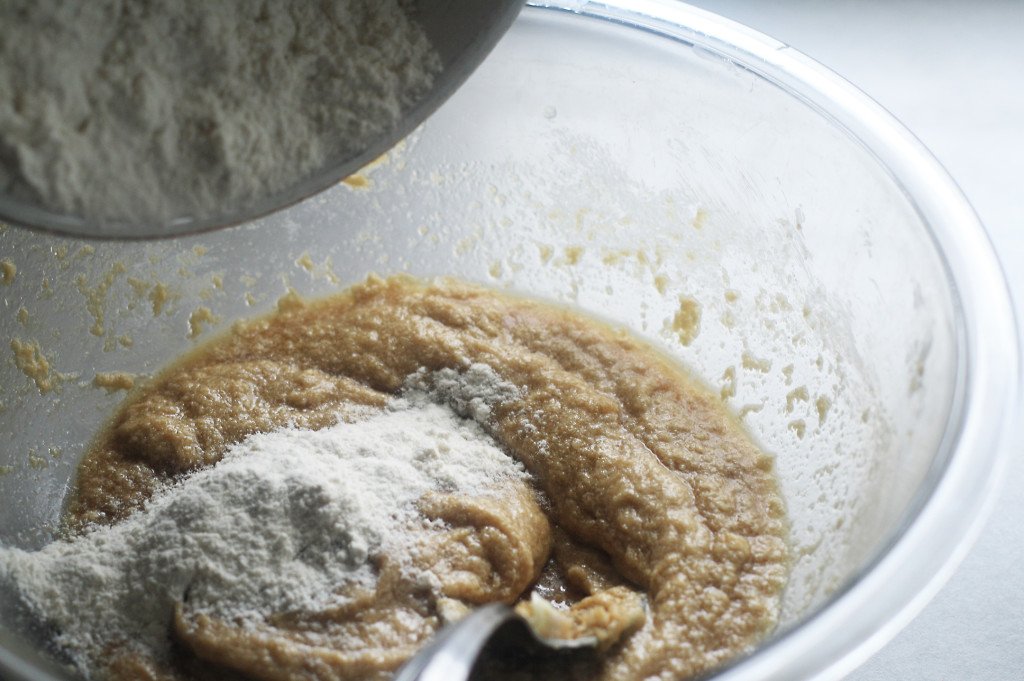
[393,604,598,681]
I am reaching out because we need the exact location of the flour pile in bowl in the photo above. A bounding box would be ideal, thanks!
[0,368,527,676]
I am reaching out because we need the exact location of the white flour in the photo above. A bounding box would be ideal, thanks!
[0,365,524,676]
[0,0,441,226]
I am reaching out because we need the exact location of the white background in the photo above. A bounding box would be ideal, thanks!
[684,1,1024,678]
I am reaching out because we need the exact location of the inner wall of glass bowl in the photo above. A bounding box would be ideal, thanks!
[0,3,956,657]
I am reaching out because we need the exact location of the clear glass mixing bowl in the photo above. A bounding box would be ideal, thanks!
[0,1,1018,680]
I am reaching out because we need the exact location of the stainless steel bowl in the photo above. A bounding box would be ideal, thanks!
[0,0,524,239]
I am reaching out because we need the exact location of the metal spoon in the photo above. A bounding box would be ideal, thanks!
[392,603,598,681]
[0,0,525,239]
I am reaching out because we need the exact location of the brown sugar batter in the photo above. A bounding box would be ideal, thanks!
[67,275,788,681]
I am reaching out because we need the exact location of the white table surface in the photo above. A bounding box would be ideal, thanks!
[684,1,1024,678]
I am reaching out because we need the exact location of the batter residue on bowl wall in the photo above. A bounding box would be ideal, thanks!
[1,275,788,681]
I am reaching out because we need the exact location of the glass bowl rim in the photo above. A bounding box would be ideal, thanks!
[516,1,1019,679]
